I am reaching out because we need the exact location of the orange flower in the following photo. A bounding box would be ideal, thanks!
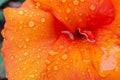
[1,0,120,80]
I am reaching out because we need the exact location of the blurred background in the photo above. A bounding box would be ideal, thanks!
[0,0,24,80]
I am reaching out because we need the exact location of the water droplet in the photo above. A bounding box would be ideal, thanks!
[88,69,91,72]
[66,8,71,14]
[23,67,26,70]
[29,74,35,78]
[24,52,29,56]
[66,65,70,68]
[23,45,27,48]
[58,9,62,13]
[36,2,41,8]
[17,67,20,71]
[90,4,96,11]
[22,78,26,80]
[54,65,59,71]
[80,0,85,2]
[61,0,67,3]
[59,45,64,49]
[73,0,79,5]
[40,17,46,23]
[18,58,22,61]
[24,61,27,64]
[83,59,90,63]
[49,50,58,56]
[25,37,30,42]
[29,21,35,27]
[36,61,40,64]
[82,72,85,75]
[24,9,28,12]
[18,10,24,15]
[38,48,41,51]
[45,59,51,64]
[47,67,51,71]
[15,60,18,64]
[10,55,14,60]
[37,55,41,58]
[68,46,72,50]
[61,54,68,60]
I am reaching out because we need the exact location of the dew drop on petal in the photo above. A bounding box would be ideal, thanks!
[73,0,79,6]
[35,2,41,8]
[24,52,29,56]
[22,78,26,80]
[40,17,46,23]
[29,74,35,78]
[82,72,85,75]
[25,37,30,42]
[36,61,40,64]
[80,0,85,2]
[89,4,96,11]
[66,8,71,14]
[61,0,67,3]
[49,50,58,56]
[10,55,14,60]
[66,65,70,68]
[18,10,24,15]
[45,59,51,64]
[29,21,35,27]
[61,54,68,60]
[59,45,64,49]
[54,65,59,71]
[23,67,26,70]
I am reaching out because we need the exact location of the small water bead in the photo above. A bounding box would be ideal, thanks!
[45,59,51,64]
[37,55,41,58]
[49,50,58,56]
[22,78,26,80]
[66,8,71,14]
[24,52,29,56]
[36,61,40,64]
[54,65,59,71]
[90,4,96,11]
[66,65,70,68]
[10,55,14,60]
[47,67,51,71]
[17,67,20,71]
[24,61,27,64]
[29,74,35,78]
[18,10,24,15]
[36,2,41,8]
[61,0,67,3]
[25,37,30,42]
[82,72,85,75]
[73,0,79,6]
[59,45,64,49]
[15,60,18,64]
[29,14,33,17]
[61,54,68,60]
[24,9,28,12]
[23,45,27,48]
[23,67,26,70]
[40,17,46,23]
[88,69,91,72]
[80,0,85,2]
[18,58,22,61]
[29,21,35,27]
